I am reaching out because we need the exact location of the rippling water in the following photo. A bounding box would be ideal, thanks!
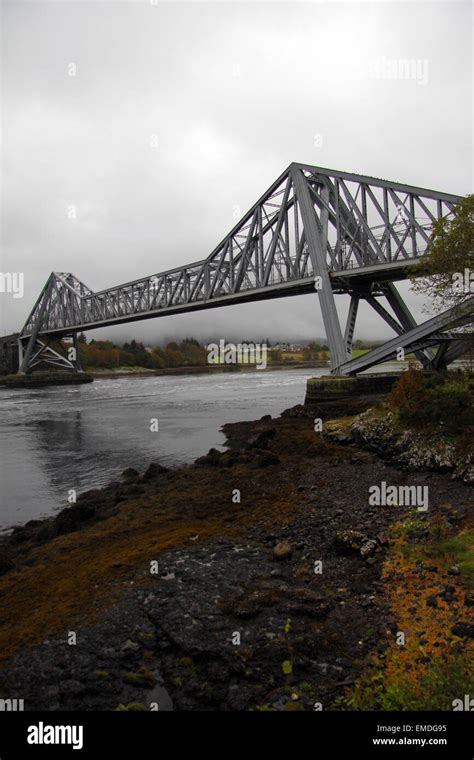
[0,367,331,530]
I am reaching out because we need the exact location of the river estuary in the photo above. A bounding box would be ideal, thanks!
[0,368,333,530]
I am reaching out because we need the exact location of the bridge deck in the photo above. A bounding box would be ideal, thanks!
[17,162,468,375]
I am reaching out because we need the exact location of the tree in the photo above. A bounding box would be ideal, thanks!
[164,345,184,367]
[180,339,207,365]
[269,348,282,363]
[151,346,166,369]
[411,195,474,368]
[411,194,474,310]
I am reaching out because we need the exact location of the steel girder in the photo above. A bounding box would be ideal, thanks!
[18,163,467,374]
[336,298,474,375]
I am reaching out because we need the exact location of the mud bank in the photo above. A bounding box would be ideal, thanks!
[90,361,328,380]
[0,371,93,388]
[0,396,471,711]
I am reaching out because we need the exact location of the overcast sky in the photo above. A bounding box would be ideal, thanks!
[1,0,472,344]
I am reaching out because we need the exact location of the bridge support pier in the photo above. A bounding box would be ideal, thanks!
[18,333,82,374]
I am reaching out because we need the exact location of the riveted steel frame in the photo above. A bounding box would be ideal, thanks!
[18,163,469,375]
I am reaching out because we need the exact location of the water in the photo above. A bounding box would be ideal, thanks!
[0,368,329,530]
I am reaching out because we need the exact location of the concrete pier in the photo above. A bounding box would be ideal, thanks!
[305,373,400,405]
[0,334,19,375]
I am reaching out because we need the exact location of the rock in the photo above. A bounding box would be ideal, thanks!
[332,433,352,445]
[272,541,293,561]
[376,533,389,547]
[10,520,43,544]
[0,554,14,576]
[121,467,139,482]
[438,585,456,598]
[36,524,56,543]
[195,448,244,467]
[281,404,309,418]
[333,530,366,556]
[142,462,169,480]
[253,450,280,468]
[440,593,456,603]
[123,484,146,496]
[451,622,474,638]
[360,539,377,558]
[426,595,438,608]
[282,588,332,618]
[447,565,461,576]
[246,428,276,449]
[121,639,140,653]
[464,593,474,607]
[55,503,96,534]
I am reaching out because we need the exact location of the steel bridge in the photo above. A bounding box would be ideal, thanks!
[17,162,472,375]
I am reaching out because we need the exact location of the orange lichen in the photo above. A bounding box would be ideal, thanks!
[348,510,473,708]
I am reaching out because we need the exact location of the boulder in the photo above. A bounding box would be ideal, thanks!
[54,503,97,534]
[121,467,140,482]
[360,539,378,558]
[333,529,366,556]
[246,428,276,450]
[142,462,170,480]
[272,541,293,560]
[194,448,222,467]
[0,553,14,576]
[451,622,474,639]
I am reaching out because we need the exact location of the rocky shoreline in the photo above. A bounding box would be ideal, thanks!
[0,395,472,711]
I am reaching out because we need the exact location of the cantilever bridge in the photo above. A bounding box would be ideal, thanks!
[17,162,473,375]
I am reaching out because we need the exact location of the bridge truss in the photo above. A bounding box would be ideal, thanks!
[18,162,471,375]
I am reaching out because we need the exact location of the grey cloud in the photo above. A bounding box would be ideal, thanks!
[1,0,471,343]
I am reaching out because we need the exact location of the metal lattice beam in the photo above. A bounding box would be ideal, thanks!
[17,163,469,375]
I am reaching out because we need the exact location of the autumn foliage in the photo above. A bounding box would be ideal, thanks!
[389,365,474,432]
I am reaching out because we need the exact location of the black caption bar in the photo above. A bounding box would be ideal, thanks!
[0,711,472,758]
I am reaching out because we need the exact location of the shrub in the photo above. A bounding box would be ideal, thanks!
[348,652,473,711]
[389,367,474,432]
